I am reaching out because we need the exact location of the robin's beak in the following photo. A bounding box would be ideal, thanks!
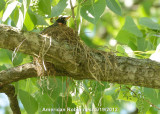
[65,16,71,20]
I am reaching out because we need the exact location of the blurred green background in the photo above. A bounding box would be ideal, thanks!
[0,0,160,114]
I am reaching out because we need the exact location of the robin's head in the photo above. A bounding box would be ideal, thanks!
[53,16,71,26]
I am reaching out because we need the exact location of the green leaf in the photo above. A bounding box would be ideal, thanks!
[78,0,83,3]
[118,88,137,102]
[50,0,68,17]
[157,38,160,45]
[16,78,38,94]
[38,77,63,99]
[35,14,48,25]
[104,87,118,96]
[147,107,158,114]
[123,16,143,37]
[0,49,12,65]
[36,93,55,107]
[55,96,73,108]
[2,1,18,22]
[95,81,109,93]
[116,30,136,44]
[80,0,106,24]
[81,0,92,5]
[116,16,142,45]
[102,95,117,107]
[94,92,102,107]
[137,38,148,51]
[36,94,76,113]
[19,89,38,114]
[136,98,150,113]
[144,88,159,105]
[139,17,160,31]
[0,0,5,12]
[6,50,25,66]
[106,0,122,16]
[142,0,153,16]
[20,0,30,19]
[80,90,90,104]
[81,35,99,48]
[12,53,24,66]
[24,8,37,31]
[26,0,31,8]
[38,0,51,15]
[116,44,128,56]
[21,55,32,64]
[128,41,137,50]
[0,65,7,71]
[22,0,31,13]
[10,6,19,26]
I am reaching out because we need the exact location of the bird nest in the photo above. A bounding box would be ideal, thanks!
[38,26,116,84]
[41,26,79,43]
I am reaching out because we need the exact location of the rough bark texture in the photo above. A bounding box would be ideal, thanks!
[0,85,21,114]
[0,24,160,90]
[0,63,38,86]
[1,24,160,113]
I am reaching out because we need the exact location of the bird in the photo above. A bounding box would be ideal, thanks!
[41,16,71,34]
[38,16,80,76]
[40,16,78,43]
[52,16,71,26]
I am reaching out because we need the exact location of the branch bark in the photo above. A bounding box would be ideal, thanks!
[0,63,38,86]
[0,24,160,89]
[0,85,21,114]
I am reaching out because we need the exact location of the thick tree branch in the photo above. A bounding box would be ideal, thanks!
[0,85,21,114]
[0,63,38,86]
[0,63,68,86]
[0,24,160,89]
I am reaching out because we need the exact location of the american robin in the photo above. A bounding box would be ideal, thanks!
[41,16,71,34]
[52,16,71,26]
[41,16,78,43]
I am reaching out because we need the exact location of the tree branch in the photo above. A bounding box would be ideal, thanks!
[0,85,21,114]
[70,0,77,32]
[0,63,38,86]
[0,24,160,89]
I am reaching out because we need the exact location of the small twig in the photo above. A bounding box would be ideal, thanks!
[70,0,77,33]
[126,86,160,110]
[12,38,26,62]
[0,85,21,114]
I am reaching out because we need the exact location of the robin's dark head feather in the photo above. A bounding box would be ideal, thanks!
[54,16,71,26]
[41,16,71,34]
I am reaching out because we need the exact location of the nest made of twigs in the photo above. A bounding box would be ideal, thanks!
[37,25,116,85]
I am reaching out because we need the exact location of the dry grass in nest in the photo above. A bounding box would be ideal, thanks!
[41,26,79,44]
[37,26,116,85]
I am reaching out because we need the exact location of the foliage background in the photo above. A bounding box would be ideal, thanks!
[0,0,160,113]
